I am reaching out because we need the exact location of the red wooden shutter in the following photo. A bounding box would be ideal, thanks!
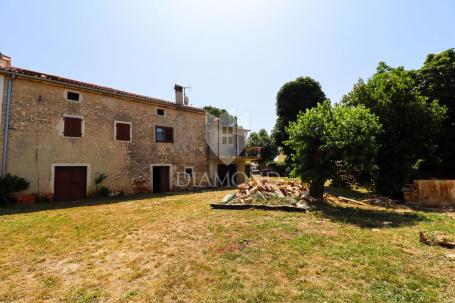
[116,123,131,141]
[164,127,173,143]
[64,117,82,137]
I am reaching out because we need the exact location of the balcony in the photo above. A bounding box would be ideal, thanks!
[240,147,262,160]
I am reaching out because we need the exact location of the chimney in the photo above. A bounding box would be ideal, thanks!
[174,84,184,105]
[0,53,11,68]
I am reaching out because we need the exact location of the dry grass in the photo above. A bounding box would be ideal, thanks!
[0,188,454,302]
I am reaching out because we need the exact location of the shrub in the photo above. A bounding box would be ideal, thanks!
[267,161,289,177]
[98,186,110,197]
[0,174,30,202]
[286,101,381,199]
[95,172,108,186]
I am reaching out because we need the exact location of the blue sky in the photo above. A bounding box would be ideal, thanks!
[2,0,454,132]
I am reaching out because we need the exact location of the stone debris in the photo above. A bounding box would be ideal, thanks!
[220,179,316,209]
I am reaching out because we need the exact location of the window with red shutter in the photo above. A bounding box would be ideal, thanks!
[63,117,83,137]
[115,122,131,141]
[156,126,173,143]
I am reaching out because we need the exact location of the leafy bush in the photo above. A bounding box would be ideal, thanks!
[98,186,110,197]
[95,172,108,186]
[286,101,381,198]
[266,161,289,177]
[0,174,30,202]
[343,62,447,197]
[95,172,110,197]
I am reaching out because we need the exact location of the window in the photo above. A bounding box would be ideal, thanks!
[157,108,165,116]
[222,136,234,145]
[221,126,234,145]
[156,126,173,143]
[63,117,83,137]
[185,167,193,178]
[66,91,80,101]
[115,121,131,141]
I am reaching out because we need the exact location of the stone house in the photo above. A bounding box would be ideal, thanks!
[0,53,259,201]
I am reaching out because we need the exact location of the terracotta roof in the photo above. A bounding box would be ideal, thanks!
[0,66,205,113]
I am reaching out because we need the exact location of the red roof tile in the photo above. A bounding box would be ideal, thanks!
[0,66,205,113]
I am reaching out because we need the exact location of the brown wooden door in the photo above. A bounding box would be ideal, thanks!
[54,166,87,201]
[153,166,170,193]
[160,167,170,192]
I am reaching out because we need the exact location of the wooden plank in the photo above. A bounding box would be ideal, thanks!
[210,203,307,212]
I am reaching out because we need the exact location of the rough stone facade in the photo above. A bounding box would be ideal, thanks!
[0,74,209,198]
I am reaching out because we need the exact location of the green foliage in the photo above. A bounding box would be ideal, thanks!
[266,161,289,176]
[343,63,447,196]
[98,186,110,197]
[0,174,30,202]
[273,76,326,156]
[417,48,455,178]
[94,172,108,186]
[203,105,237,125]
[247,129,277,164]
[95,172,109,197]
[286,101,381,198]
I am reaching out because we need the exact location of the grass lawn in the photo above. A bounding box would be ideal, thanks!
[0,188,454,302]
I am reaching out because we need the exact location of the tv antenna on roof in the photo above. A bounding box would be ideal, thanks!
[183,85,191,105]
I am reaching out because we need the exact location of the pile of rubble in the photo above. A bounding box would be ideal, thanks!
[220,179,317,209]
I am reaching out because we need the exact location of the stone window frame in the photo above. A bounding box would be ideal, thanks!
[114,120,133,142]
[155,125,174,143]
[64,89,83,103]
[61,114,85,138]
[156,108,166,117]
[150,163,173,192]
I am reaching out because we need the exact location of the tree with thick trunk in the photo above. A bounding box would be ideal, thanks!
[309,178,325,200]
[286,101,381,200]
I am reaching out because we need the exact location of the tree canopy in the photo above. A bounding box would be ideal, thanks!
[247,129,277,164]
[203,106,237,125]
[417,48,455,178]
[286,101,381,199]
[342,63,447,197]
[273,77,326,156]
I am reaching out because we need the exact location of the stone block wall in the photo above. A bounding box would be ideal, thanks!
[0,76,209,197]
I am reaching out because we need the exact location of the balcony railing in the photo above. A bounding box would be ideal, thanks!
[240,147,262,159]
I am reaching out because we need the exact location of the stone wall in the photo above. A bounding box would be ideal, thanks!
[0,76,209,197]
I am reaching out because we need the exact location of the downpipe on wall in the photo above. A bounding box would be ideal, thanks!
[2,75,14,176]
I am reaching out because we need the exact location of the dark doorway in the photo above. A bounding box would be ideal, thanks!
[245,164,251,178]
[54,166,87,202]
[217,164,237,187]
[153,166,170,193]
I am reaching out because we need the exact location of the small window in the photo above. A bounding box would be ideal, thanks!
[222,126,228,134]
[222,137,227,144]
[156,126,173,143]
[115,122,131,141]
[66,91,80,101]
[228,136,233,144]
[63,117,82,137]
[185,168,193,178]
[157,108,165,116]
[228,127,233,135]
